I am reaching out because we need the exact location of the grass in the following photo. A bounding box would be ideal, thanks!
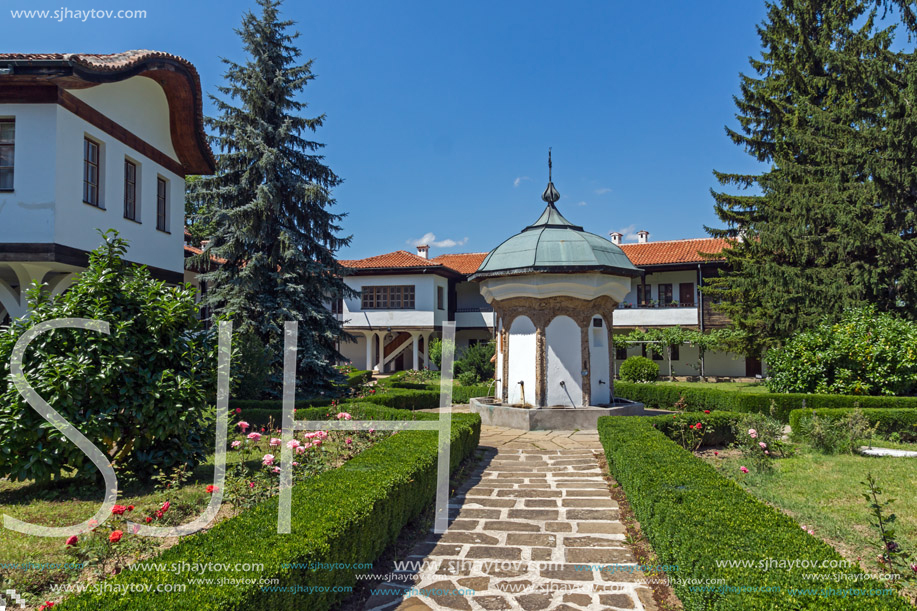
[702,445,917,586]
[655,380,770,393]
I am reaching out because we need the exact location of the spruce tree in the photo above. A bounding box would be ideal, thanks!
[705,0,917,353]
[196,0,353,394]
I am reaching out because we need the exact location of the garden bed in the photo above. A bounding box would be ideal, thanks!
[597,414,914,610]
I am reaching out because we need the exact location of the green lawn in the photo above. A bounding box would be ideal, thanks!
[656,380,770,393]
[703,446,917,583]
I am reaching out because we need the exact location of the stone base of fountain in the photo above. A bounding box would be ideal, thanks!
[469,397,645,431]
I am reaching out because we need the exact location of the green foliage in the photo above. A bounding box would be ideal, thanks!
[0,232,217,482]
[183,175,217,248]
[597,416,912,610]
[767,306,917,396]
[706,0,917,352]
[454,341,495,384]
[644,411,744,447]
[618,356,659,383]
[732,413,788,472]
[57,406,481,611]
[790,407,915,443]
[195,0,354,395]
[793,409,876,454]
[428,337,448,369]
[616,381,917,423]
[231,329,272,400]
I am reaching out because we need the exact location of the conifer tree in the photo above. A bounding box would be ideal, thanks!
[196,0,353,393]
[706,0,917,354]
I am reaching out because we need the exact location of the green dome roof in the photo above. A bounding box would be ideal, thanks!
[470,201,640,280]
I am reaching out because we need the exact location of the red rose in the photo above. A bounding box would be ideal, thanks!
[206,485,218,494]
[109,530,123,543]
[155,510,163,519]
[696,423,703,429]
[65,535,78,546]
[145,517,153,523]
[160,501,170,513]
[703,410,710,414]
[111,505,127,515]
[127,505,134,512]
[235,408,242,415]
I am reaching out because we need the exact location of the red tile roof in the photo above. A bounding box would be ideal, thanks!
[619,238,731,266]
[432,253,488,275]
[340,250,446,270]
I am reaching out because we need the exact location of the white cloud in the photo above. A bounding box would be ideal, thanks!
[577,201,588,207]
[513,176,530,188]
[408,232,469,249]
[595,187,612,195]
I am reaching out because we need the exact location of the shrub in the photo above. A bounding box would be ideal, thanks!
[454,341,495,383]
[615,381,917,423]
[232,329,272,400]
[597,416,912,610]
[618,356,659,383]
[645,411,743,446]
[794,409,876,454]
[0,233,217,482]
[732,412,788,472]
[58,406,481,611]
[767,305,917,396]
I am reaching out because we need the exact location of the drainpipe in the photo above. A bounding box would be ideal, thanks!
[697,263,704,332]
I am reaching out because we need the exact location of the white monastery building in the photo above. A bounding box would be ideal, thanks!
[0,50,214,321]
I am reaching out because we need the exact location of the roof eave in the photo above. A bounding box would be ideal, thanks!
[468,265,643,282]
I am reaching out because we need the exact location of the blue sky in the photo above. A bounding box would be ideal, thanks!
[4,0,770,259]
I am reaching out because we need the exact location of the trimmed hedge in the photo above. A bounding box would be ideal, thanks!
[598,416,911,610]
[645,411,744,446]
[59,406,481,611]
[344,369,372,387]
[789,408,917,442]
[616,381,917,422]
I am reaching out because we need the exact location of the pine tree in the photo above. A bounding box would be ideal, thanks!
[705,0,917,353]
[196,0,353,394]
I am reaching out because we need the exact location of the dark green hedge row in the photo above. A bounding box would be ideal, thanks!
[616,381,917,422]
[644,411,744,446]
[344,369,372,387]
[598,416,911,610]
[59,406,481,611]
[789,408,917,442]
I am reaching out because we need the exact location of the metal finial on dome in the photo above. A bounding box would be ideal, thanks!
[542,148,560,204]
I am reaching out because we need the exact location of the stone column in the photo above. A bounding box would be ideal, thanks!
[375,331,386,373]
[534,323,546,408]
[364,332,374,371]
[422,331,433,369]
[411,332,420,370]
[580,322,591,407]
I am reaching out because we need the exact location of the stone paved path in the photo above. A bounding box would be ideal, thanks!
[363,426,658,611]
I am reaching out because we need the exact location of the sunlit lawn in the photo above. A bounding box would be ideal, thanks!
[657,380,770,393]
[703,446,917,583]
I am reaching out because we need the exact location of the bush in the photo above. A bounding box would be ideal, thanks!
[232,329,272,400]
[644,411,743,446]
[793,409,876,454]
[789,407,915,443]
[615,381,917,422]
[0,233,217,482]
[58,406,481,611]
[619,356,659,383]
[732,412,788,472]
[597,416,912,610]
[767,305,917,396]
[454,341,495,384]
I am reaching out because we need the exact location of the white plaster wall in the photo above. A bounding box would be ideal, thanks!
[456,280,488,310]
[433,276,449,327]
[495,319,503,399]
[339,334,369,369]
[0,104,58,242]
[479,273,632,304]
[613,340,749,378]
[342,274,439,328]
[456,329,492,350]
[69,77,180,161]
[546,315,582,407]
[507,316,536,406]
[589,316,611,404]
[613,307,699,327]
[52,106,185,274]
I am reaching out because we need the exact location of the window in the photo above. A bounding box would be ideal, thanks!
[123,159,138,221]
[658,283,673,306]
[637,284,652,306]
[679,282,695,306]
[437,286,445,310]
[361,286,415,310]
[83,137,101,207]
[671,344,680,360]
[156,177,168,231]
[331,298,343,315]
[615,347,627,361]
[0,119,14,191]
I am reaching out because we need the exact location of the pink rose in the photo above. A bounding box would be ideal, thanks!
[249,482,255,489]
[237,421,250,432]
[65,535,78,546]
[346,438,353,445]
[740,466,749,474]
[247,432,262,441]
[286,439,300,449]
[262,454,275,466]
[369,428,375,434]
[270,438,281,447]
[231,440,242,449]
[272,466,281,474]
[336,412,352,421]
[748,429,758,439]
[313,439,322,447]
[759,442,767,449]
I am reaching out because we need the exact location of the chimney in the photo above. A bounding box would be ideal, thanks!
[609,232,623,245]
[416,244,430,259]
[637,230,650,244]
